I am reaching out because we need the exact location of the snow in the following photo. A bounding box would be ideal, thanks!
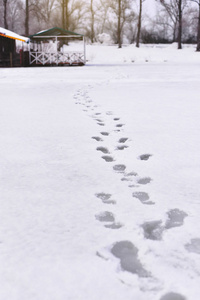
[0,44,200,300]
[0,27,29,43]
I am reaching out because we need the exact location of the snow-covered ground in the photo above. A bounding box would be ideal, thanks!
[0,44,200,300]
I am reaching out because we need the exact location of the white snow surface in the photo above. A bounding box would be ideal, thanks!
[0,44,200,300]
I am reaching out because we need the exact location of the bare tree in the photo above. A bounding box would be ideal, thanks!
[190,0,200,50]
[118,0,122,47]
[25,0,29,35]
[3,0,8,29]
[158,0,187,48]
[136,0,144,47]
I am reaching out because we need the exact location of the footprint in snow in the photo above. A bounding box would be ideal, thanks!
[116,124,124,128]
[97,122,105,126]
[137,177,152,185]
[160,292,186,300]
[113,164,126,173]
[118,137,128,143]
[92,136,103,142]
[95,211,122,229]
[95,193,116,204]
[165,208,188,229]
[132,191,155,205]
[102,155,115,162]
[141,208,188,241]
[138,154,152,161]
[96,146,109,154]
[95,211,115,222]
[111,241,150,277]
[100,132,109,136]
[142,220,164,241]
[116,145,128,150]
[113,118,120,121]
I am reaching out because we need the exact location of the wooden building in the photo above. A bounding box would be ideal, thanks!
[29,27,86,66]
[0,27,29,67]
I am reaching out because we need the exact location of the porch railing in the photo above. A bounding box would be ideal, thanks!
[30,51,85,66]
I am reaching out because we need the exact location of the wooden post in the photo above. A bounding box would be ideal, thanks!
[10,52,13,67]
[83,36,86,64]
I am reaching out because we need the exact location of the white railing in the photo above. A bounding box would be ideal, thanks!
[30,51,85,65]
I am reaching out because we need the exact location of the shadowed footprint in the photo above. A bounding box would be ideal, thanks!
[96,147,109,154]
[132,192,154,205]
[185,238,200,254]
[111,241,150,277]
[101,132,109,136]
[116,145,128,150]
[113,164,126,172]
[116,124,124,128]
[95,193,116,204]
[105,222,123,229]
[125,171,138,177]
[118,138,128,143]
[95,113,101,115]
[138,154,152,161]
[97,122,105,126]
[142,220,164,240]
[165,209,188,229]
[95,211,115,222]
[102,155,114,162]
[96,193,112,200]
[160,292,186,300]
[137,177,152,185]
[92,136,103,142]
[113,118,120,121]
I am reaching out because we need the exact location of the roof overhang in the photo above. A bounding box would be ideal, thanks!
[0,27,29,43]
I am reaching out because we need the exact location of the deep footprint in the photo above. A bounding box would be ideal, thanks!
[95,211,115,222]
[96,147,109,154]
[102,155,114,162]
[95,193,112,201]
[105,222,123,229]
[137,177,152,185]
[92,136,103,142]
[132,192,154,205]
[95,193,116,204]
[138,154,152,161]
[100,132,109,136]
[165,208,188,229]
[118,138,128,143]
[116,124,124,128]
[113,164,126,172]
[116,145,128,150]
[111,241,150,277]
[142,220,164,240]
[160,292,186,300]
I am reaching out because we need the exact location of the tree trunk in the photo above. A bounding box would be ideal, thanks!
[90,0,95,43]
[196,2,200,51]
[118,0,122,48]
[62,0,65,29]
[25,0,29,36]
[65,0,69,31]
[3,0,8,29]
[136,0,142,48]
[177,0,182,49]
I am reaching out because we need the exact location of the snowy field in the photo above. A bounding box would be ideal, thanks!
[0,44,200,300]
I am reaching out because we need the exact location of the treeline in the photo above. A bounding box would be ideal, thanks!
[0,0,200,50]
